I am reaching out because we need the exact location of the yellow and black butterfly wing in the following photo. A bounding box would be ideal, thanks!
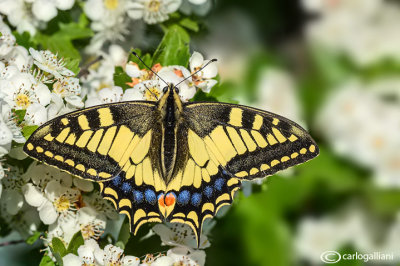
[23,101,165,233]
[166,102,319,244]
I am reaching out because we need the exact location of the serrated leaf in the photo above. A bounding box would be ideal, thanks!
[114,66,132,91]
[39,255,55,266]
[51,237,67,257]
[26,231,41,245]
[66,231,84,255]
[34,21,93,63]
[153,25,190,67]
[23,125,38,139]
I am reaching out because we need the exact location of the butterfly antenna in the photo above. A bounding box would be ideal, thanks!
[131,51,168,86]
[175,58,217,87]
[143,83,159,100]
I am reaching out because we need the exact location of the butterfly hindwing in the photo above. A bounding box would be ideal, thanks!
[165,125,242,243]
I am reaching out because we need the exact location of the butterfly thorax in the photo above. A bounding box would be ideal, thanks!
[158,84,183,181]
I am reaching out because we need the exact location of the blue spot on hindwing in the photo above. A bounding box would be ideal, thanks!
[204,186,213,198]
[191,193,202,206]
[121,182,132,193]
[144,189,156,204]
[111,175,122,186]
[133,190,144,203]
[214,178,225,191]
[177,190,190,206]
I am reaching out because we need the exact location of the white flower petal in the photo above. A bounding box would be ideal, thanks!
[122,88,145,101]
[122,256,140,266]
[152,256,174,266]
[38,200,58,224]
[55,0,75,10]
[23,183,46,207]
[189,51,204,70]
[188,0,207,4]
[32,0,58,22]
[125,63,143,78]
[63,253,83,266]
[25,103,48,126]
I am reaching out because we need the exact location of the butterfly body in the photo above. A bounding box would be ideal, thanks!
[24,84,319,245]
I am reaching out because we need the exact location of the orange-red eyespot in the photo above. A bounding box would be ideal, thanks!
[165,192,176,207]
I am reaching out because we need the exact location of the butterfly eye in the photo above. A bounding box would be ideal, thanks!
[175,87,180,94]
[163,87,168,93]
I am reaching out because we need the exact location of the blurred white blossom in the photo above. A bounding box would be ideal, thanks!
[0,0,75,36]
[303,0,400,66]
[316,78,400,187]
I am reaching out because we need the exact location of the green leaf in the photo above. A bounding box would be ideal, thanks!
[39,255,55,266]
[52,237,67,257]
[153,25,190,67]
[13,31,36,50]
[66,231,84,255]
[179,18,199,32]
[129,48,152,70]
[114,66,132,91]
[26,231,41,245]
[14,109,26,123]
[64,58,80,76]
[117,216,131,247]
[23,125,38,139]
[34,20,93,63]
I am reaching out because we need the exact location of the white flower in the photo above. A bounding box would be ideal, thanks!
[153,247,206,266]
[85,86,124,107]
[23,180,80,224]
[303,0,400,66]
[63,239,140,266]
[29,48,75,78]
[0,0,39,36]
[32,0,75,22]
[316,78,400,187]
[189,51,218,93]
[47,93,78,120]
[84,0,130,51]
[0,66,52,110]
[0,0,75,35]
[153,223,210,249]
[127,0,182,24]
[53,76,84,108]
[295,209,371,263]
[125,80,163,101]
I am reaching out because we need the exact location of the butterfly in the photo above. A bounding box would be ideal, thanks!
[24,54,319,246]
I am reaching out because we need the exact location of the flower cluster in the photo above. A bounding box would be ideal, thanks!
[83,0,212,51]
[0,0,75,36]
[0,18,219,264]
[303,0,400,66]
[316,79,400,187]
